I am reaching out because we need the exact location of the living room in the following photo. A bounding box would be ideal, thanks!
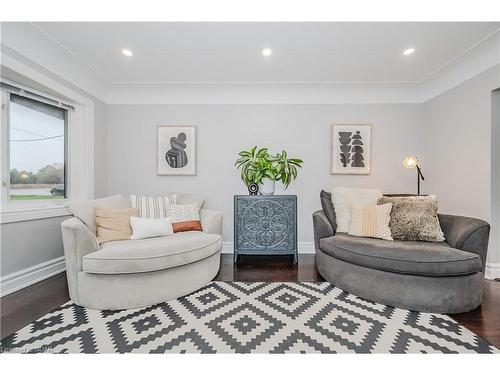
[1,0,500,369]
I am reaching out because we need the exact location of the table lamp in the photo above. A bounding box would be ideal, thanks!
[403,156,425,195]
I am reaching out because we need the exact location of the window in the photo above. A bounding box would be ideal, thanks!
[2,85,69,203]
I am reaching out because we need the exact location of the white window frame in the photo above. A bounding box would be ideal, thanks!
[0,54,94,224]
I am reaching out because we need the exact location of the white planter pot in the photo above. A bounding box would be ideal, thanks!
[258,179,275,195]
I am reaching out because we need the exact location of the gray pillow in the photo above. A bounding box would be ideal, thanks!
[320,190,337,231]
[377,197,445,242]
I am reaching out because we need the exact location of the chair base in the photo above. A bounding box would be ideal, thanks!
[316,249,483,314]
[70,252,221,310]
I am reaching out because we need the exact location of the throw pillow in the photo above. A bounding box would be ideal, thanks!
[66,195,131,234]
[130,216,174,240]
[332,187,382,232]
[348,203,393,241]
[377,197,445,242]
[94,207,139,244]
[166,202,203,233]
[130,194,177,218]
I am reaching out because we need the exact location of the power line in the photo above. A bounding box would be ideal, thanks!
[11,127,64,143]
[11,135,64,142]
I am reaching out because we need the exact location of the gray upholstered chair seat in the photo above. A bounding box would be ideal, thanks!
[319,234,482,277]
[314,190,490,313]
[83,231,222,274]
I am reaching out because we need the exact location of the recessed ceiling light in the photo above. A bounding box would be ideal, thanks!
[121,48,133,57]
[403,48,415,56]
[262,48,272,56]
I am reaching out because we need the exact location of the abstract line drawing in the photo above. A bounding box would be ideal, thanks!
[166,132,188,168]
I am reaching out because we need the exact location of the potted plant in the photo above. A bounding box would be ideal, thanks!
[234,146,303,195]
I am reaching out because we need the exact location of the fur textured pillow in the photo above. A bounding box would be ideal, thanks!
[377,197,445,242]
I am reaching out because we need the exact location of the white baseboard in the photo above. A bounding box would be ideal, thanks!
[0,256,66,297]
[485,262,500,280]
[222,241,315,254]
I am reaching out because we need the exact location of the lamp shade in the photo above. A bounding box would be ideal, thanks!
[403,156,419,169]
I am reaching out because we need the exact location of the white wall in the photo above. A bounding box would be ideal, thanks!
[491,89,500,265]
[107,104,423,246]
[423,65,500,266]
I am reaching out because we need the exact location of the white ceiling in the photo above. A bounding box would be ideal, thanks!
[33,22,500,84]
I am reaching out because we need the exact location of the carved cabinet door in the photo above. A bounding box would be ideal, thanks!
[234,195,297,263]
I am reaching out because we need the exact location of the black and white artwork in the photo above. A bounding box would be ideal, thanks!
[331,124,371,175]
[157,126,197,175]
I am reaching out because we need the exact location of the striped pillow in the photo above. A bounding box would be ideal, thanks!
[130,194,177,219]
[348,203,393,241]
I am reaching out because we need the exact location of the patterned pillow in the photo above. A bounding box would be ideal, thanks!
[348,203,393,241]
[166,202,203,233]
[377,197,445,242]
[130,194,177,218]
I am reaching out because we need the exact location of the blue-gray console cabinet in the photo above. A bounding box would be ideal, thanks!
[233,195,298,263]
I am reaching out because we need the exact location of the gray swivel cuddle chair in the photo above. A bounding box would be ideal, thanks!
[313,190,490,314]
[61,194,222,310]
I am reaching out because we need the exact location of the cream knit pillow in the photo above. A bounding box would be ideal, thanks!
[348,203,393,241]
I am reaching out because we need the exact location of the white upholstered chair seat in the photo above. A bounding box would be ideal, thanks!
[62,193,223,310]
[83,231,221,274]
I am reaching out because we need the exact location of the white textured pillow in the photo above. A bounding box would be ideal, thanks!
[332,187,382,232]
[348,203,393,241]
[166,201,203,223]
[130,194,177,218]
[130,216,173,240]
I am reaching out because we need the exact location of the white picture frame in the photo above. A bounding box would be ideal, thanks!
[157,125,197,176]
[331,124,372,175]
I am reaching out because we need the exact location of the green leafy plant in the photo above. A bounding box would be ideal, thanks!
[234,146,303,189]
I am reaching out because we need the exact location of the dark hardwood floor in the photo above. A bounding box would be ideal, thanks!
[1,254,499,349]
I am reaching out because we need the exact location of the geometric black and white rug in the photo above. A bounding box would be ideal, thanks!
[1,282,498,353]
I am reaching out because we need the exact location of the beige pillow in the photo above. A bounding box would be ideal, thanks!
[348,203,393,241]
[95,207,139,244]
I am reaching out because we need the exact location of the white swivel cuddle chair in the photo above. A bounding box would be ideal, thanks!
[61,194,222,310]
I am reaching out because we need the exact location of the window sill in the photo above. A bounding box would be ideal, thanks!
[0,203,70,224]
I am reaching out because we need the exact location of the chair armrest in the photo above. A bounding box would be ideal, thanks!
[438,213,490,273]
[200,209,223,235]
[61,217,99,272]
[313,210,335,250]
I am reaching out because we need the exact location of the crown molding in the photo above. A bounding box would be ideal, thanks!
[106,81,422,104]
